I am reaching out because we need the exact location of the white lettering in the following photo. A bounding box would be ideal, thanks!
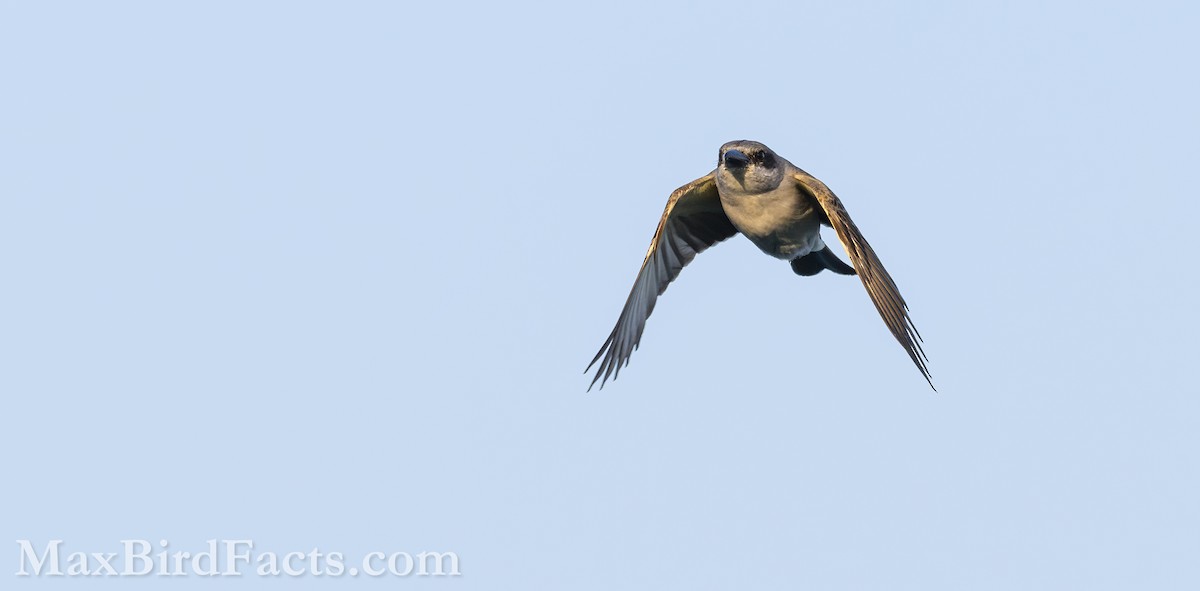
[15,540,63,576]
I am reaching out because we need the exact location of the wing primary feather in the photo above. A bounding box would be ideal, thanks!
[792,169,934,390]
[585,173,737,390]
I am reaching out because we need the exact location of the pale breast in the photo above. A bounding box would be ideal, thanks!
[719,183,823,260]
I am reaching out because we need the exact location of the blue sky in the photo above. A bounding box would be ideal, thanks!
[3,1,1198,589]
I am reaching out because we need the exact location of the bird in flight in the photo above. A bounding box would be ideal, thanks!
[586,140,932,391]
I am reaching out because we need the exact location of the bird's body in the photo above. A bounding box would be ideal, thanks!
[718,173,824,260]
[586,140,932,390]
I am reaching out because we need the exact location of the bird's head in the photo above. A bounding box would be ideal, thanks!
[716,140,784,194]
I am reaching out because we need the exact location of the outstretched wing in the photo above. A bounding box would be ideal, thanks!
[586,172,738,390]
[792,169,934,389]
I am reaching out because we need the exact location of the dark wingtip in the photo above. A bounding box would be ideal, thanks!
[585,363,606,392]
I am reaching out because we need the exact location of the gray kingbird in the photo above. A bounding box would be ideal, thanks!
[586,140,933,391]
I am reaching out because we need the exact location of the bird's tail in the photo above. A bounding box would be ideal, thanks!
[790,246,856,276]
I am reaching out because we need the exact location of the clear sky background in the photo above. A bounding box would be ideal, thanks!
[3,1,1198,589]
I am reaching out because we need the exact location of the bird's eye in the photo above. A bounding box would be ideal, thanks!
[752,151,764,163]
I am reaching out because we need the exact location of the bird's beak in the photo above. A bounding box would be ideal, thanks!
[724,149,750,169]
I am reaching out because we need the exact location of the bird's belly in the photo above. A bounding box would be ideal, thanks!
[722,190,822,260]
